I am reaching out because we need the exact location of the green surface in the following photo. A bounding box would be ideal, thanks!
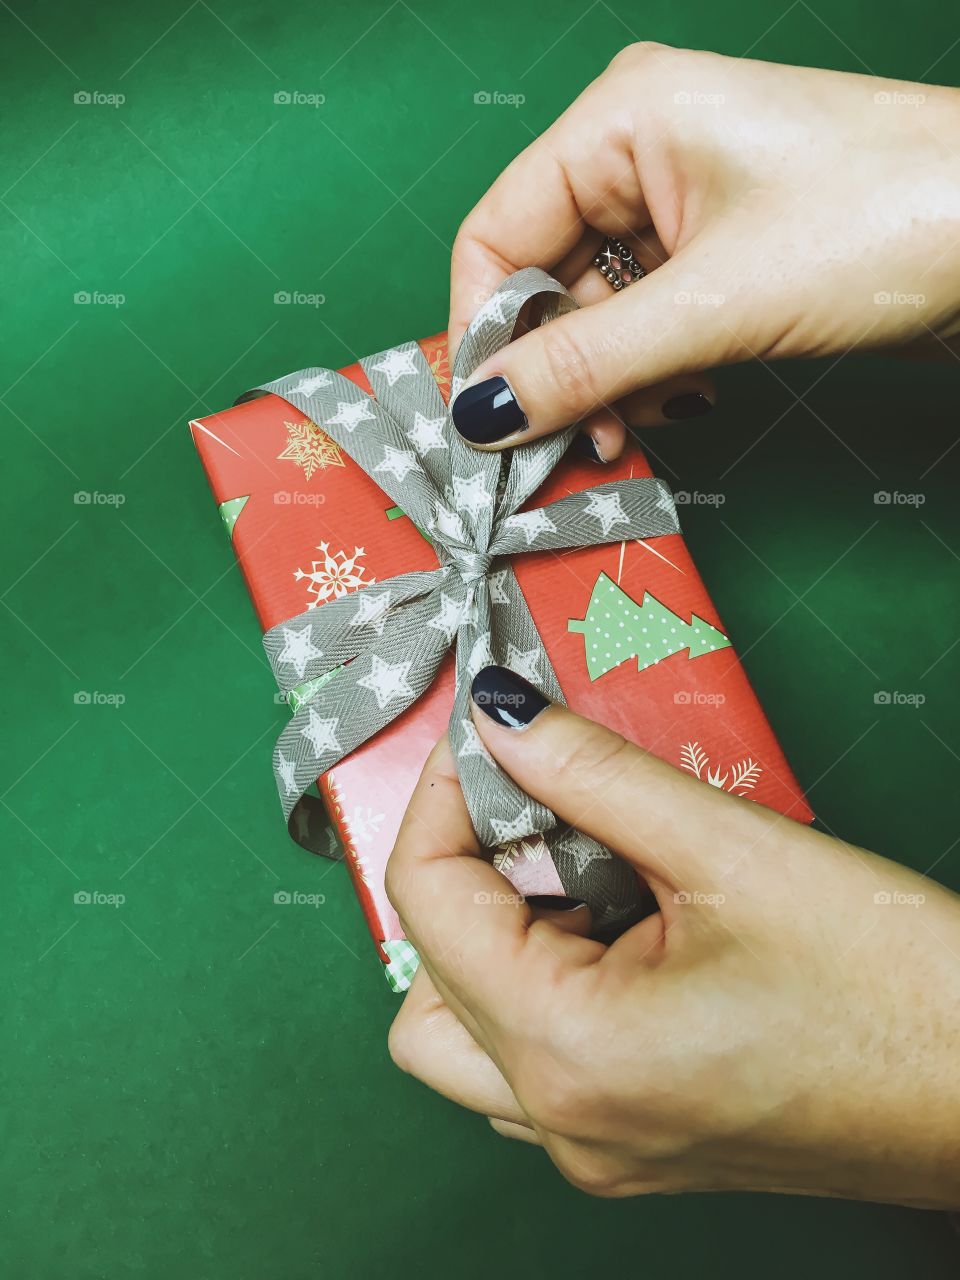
[1,0,958,1275]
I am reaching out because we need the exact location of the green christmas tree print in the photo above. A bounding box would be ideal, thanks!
[568,572,731,681]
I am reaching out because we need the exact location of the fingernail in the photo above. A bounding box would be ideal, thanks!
[452,376,527,444]
[573,431,606,464]
[471,665,549,729]
[662,392,713,420]
[526,895,588,913]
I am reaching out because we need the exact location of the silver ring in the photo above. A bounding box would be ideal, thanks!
[593,237,646,290]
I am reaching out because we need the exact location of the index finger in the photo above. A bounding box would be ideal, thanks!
[448,73,648,358]
[385,737,598,1026]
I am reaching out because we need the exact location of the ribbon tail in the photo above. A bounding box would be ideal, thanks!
[274,584,458,853]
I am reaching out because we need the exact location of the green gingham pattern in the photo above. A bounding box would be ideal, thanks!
[381,939,421,993]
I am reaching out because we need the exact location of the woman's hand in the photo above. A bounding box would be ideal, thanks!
[386,667,960,1207]
[448,45,960,460]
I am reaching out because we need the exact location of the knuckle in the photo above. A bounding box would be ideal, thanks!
[517,1064,586,1136]
[553,1147,627,1198]
[550,722,634,792]
[386,1008,419,1076]
[608,40,667,71]
[537,323,601,416]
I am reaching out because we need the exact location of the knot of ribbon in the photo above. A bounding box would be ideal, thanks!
[257,268,680,927]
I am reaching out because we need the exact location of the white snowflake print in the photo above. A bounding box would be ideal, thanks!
[294,542,373,607]
[680,741,763,797]
[349,805,386,845]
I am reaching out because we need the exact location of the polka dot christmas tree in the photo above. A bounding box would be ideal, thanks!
[568,572,731,681]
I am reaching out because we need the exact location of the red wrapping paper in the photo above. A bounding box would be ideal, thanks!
[190,332,813,987]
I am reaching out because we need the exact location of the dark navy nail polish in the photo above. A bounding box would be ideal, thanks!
[662,392,713,420]
[471,665,549,729]
[573,431,606,464]
[526,895,588,912]
[451,376,527,444]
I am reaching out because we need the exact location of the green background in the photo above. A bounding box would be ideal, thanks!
[2,0,958,1274]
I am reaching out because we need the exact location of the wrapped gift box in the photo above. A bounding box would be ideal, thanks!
[190,331,813,990]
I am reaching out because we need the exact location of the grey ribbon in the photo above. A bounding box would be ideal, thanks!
[257,268,680,928]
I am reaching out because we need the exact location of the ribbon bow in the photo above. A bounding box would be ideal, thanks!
[258,269,680,927]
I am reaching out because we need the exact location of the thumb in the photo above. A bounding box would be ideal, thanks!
[470,665,777,895]
[450,242,740,449]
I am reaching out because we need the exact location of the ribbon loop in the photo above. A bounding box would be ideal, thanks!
[258,268,683,929]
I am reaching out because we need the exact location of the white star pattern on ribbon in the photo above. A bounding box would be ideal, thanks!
[375,445,422,483]
[327,400,375,433]
[655,482,676,518]
[290,372,332,397]
[349,590,393,636]
[275,625,323,680]
[405,411,448,454]
[431,501,467,544]
[371,348,419,386]
[453,471,493,519]
[466,630,494,677]
[472,289,521,329]
[300,708,342,759]
[426,592,465,643]
[277,751,299,796]
[490,804,536,844]
[583,490,630,537]
[488,569,510,605]
[457,717,492,761]
[505,642,542,684]
[501,508,556,546]
[357,654,415,710]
